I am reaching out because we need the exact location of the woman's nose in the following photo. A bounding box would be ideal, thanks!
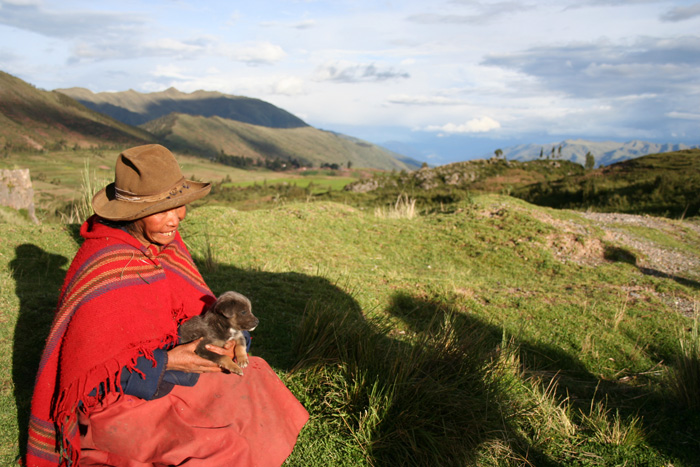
[166,207,185,226]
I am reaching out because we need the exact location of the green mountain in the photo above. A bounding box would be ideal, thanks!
[141,112,417,170]
[0,71,154,151]
[57,86,422,170]
[57,87,308,129]
[0,71,419,170]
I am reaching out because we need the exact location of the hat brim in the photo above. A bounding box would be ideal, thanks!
[92,180,211,221]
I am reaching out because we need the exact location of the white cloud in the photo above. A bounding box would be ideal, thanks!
[388,94,467,105]
[424,117,501,134]
[146,38,204,55]
[260,19,316,29]
[661,3,700,22]
[0,0,144,38]
[314,61,410,83]
[270,76,306,96]
[219,41,286,65]
[667,111,700,120]
[150,65,192,80]
[2,0,42,5]
[407,1,532,25]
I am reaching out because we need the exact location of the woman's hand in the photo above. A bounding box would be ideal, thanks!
[205,340,235,360]
[166,338,234,373]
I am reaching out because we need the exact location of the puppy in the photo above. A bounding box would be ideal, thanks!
[179,291,258,375]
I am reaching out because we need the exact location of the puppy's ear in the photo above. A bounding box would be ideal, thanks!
[215,291,252,318]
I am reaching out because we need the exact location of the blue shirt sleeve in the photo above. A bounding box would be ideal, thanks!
[119,348,169,400]
[119,349,199,400]
[119,331,252,400]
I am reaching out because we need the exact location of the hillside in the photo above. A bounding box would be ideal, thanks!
[141,112,417,171]
[0,71,419,171]
[340,150,700,220]
[57,87,309,129]
[0,71,154,151]
[513,149,700,218]
[58,86,422,170]
[2,198,699,465]
[343,157,585,205]
[500,139,697,167]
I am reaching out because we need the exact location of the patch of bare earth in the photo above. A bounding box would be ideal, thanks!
[533,210,700,317]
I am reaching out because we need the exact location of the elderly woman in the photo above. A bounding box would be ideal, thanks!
[25,144,308,466]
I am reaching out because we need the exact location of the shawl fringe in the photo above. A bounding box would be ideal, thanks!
[50,335,182,465]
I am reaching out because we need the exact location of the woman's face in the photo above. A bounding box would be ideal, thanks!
[129,205,187,247]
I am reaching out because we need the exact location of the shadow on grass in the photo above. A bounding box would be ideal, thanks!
[287,285,566,465]
[289,285,700,465]
[387,292,700,466]
[10,244,69,458]
[195,258,362,372]
[604,245,700,290]
[196,258,547,464]
[10,242,699,465]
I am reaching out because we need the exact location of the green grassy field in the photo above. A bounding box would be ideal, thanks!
[2,195,699,465]
[0,149,360,220]
[224,175,356,193]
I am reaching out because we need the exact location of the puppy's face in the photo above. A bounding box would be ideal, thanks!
[213,291,259,332]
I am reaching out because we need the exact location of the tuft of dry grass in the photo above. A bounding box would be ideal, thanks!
[374,194,416,219]
[61,159,109,224]
[579,398,645,447]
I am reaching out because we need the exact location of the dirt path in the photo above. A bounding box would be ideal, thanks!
[578,212,700,279]
[575,212,700,316]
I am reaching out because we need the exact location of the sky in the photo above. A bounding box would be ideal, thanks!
[1,0,699,165]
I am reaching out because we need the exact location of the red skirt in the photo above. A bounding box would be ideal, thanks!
[78,357,309,466]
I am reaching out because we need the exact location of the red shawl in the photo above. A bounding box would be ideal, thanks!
[25,215,215,466]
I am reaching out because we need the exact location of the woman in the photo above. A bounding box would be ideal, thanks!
[25,144,309,466]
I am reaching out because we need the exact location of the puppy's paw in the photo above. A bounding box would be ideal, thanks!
[229,365,244,376]
[217,356,244,375]
[237,355,249,368]
[222,362,244,375]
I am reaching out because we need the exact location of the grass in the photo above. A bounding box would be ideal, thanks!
[0,148,363,220]
[513,149,700,218]
[224,176,356,193]
[667,315,700,410]
[1,191,700,465]
[373,194,417,219]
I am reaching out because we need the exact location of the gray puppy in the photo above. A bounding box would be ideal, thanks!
[179,291,258,375]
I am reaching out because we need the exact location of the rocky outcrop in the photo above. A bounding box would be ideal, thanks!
[0,168,39,223]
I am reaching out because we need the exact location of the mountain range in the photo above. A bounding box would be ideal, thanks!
[57,87,308,129]
[57,86,420,171]
[0,71,152,151]
[1,70,695,171]
[497,139,698,167]
[0,71,420,171]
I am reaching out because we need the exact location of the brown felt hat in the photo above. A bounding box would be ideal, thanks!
[92,144,211,221]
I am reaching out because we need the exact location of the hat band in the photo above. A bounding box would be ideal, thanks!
[114,177,189,203]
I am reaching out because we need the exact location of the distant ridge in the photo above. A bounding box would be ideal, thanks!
[57,85,422,170]
[0,71,153,151]
[497,139,698,167]
[0,71,421,170]
[141,113,416,171]
[58,87,309,129]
